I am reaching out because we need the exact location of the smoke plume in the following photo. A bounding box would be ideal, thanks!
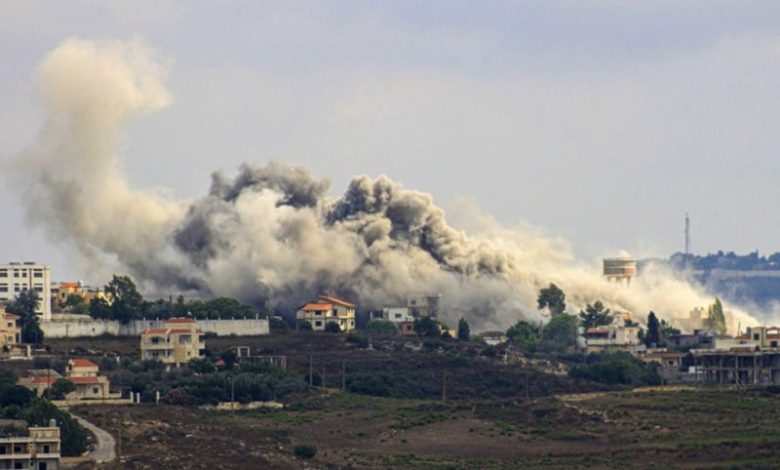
[9,38,761,331]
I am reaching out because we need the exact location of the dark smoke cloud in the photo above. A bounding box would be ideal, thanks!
[8,38,761,332]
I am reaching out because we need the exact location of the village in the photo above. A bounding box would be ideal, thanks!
[2,258,780,468]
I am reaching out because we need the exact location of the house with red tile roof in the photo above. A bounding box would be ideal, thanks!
[140,317,205,366]
[296,295,356,332]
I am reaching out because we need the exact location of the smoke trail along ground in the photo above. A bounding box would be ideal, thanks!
[8,38,760,331]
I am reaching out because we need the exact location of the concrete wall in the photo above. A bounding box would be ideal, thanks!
[41,318,269,338]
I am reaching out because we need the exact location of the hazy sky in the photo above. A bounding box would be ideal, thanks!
[3,1,780,282]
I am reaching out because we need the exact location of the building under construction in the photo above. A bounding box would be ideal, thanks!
[692,349,780,385]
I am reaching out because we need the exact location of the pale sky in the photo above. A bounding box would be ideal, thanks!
[3,1,780,282]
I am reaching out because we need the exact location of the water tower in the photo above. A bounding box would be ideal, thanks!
[603,257,637,285]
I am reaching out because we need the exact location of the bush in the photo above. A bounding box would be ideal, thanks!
[50,379,76,400]
[269,317,288,333]
[294,444,317,459]
[569,352,660,386]
[324,322,341,333]
[365,320,399,336]
[347,373,392,397]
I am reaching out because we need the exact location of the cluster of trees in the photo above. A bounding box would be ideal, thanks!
[569,352,661,386]
[86,275,256,323]
[507,283,698,353]
[669,250,780,271]
[106,356,308,406]
[0,370,88,456]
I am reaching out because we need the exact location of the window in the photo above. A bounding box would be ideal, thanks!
[0,445,5,454]
[315,321,322,327]
[33,272,42,278]
[14,462,23,469]
[92,387,99,394]
[42,445,50,454]
[38,463,47,470]
[13,445,22,453]
[0,269,7,277]
[772,341,778,348]
[754,334,760,341]
[395,313,402,319]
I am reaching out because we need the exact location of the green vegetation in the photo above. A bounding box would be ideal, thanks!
[6,289,44,343]
[365,320,398,336]
[0,370,87,456]
[324,321,341,333]
[110,358,308,405]
[506,321,540,353]
[578,301,612,328]
[457,317,470,341]
[293,443,317,459]
[413,316,440,337]
[88,274,257,322]
[645,311,660,347]
[50,378,76,400]
[569,352,660,386]
[706,297,727,335]
[537,283,566,316]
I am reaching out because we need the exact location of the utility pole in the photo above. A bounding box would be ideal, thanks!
[309,353,314,387]
[230,375,235,412]
[441,370,448,404]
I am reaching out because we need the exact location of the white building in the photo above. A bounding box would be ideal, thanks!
[296,295,356,332]
[0,423,61,470]
[381,307,414,323]
[585,324,641,354]
[0,262,52,321]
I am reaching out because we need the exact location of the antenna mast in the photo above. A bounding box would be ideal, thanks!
[684,213,690,255]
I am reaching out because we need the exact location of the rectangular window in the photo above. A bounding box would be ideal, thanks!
[315,321,322,327]
[0,269,6,277]
[33,272,42,278]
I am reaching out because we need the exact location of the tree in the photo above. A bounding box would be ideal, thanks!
[7,289,44,344]
[89,297,112,319]
[365,320,399,336]
[63,294,89,315]
[105,275,144,323]
[413,317,440,337]
[539,314,579,352]
[646,312,660,347]
[50,379,76,400]
[578,301,612,328]
[706,298,727,335]
[324,322,341,333]
[538,283,566,316]
[457,318,470,341]
[506,321,540,353]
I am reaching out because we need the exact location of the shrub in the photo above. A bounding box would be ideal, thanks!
[365,320,399,336]
[294,444,317,459]
[324,322,341,333]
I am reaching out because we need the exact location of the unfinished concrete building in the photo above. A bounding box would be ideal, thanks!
[692,349,780,385]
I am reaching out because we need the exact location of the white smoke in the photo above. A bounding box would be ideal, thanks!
[9,38,761,332]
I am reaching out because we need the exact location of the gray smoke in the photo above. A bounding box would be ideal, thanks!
[8,38,762,331]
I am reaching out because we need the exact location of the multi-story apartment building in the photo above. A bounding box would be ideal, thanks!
[0,306,20,348]
[296,295,356,332]
[140,318,205,366]
[0,263,52,321]
[585,324,641,354]
[0,423,61,470]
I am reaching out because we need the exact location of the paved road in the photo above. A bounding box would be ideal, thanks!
[70,413,117,464]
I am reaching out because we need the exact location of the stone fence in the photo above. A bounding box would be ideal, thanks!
[41,318,269,338]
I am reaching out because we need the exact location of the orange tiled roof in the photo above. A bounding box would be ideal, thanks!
[70,376,100,384]
[302,303,333,312]
[318,295,356,308]
[70,358,98,368]
[30,377,58,384]
[144,328,169,335]
[169,328,195,334]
